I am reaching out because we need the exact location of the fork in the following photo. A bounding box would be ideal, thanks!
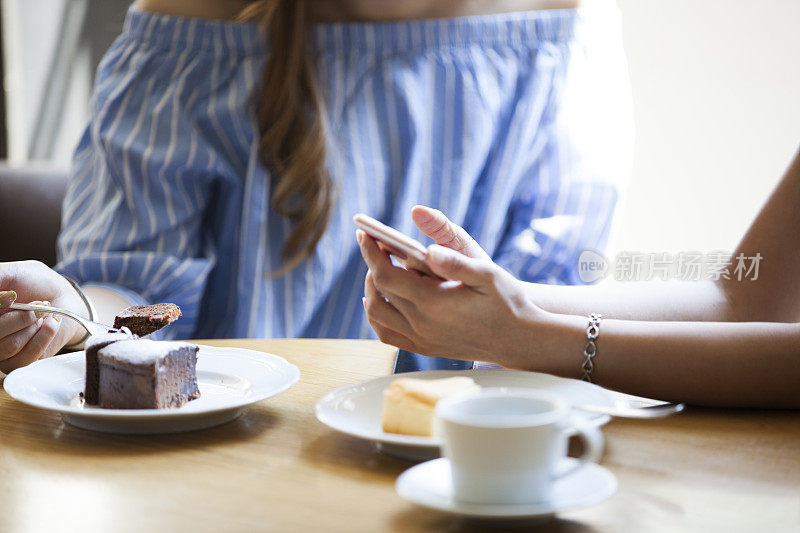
[8,302,118,337]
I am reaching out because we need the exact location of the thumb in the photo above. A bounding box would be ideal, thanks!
[411,205,490,260]
[427,244,495,287]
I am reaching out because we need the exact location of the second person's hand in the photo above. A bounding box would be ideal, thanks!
[357,231,547,366]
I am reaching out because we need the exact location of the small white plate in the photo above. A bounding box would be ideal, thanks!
[315,370,618,460]
[396,457,617,519]
[3,346,300,434]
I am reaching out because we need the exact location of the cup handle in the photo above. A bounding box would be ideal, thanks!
[553,423,604,479]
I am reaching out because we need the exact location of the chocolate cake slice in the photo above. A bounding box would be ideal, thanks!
[113,303,182,337]
[84,330,136,405]
[95,339,200,409]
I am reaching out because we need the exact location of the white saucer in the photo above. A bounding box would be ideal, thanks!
[396,457,617,519]
[3,346,300,434]
[316,369,618,460]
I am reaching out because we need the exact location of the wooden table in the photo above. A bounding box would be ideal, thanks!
[0,339,797,532]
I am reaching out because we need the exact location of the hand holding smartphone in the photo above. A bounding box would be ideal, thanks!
[353,214,440,278]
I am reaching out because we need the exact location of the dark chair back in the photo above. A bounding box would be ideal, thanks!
[0,164,69,266]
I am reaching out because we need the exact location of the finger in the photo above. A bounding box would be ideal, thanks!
[358,233,436,300]
[367,317,420,353]
[0,308,40,334]
[411,205,490,260]
[0,318,42,363]
[0,309,40,342]
[357,231,392,268]
[426,244,496,289]
[30,300,52,319]
[364,269,419,316]
[0,316,60,373]
[363,275,415,337]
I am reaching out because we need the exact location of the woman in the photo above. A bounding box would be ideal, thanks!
[357,147,800,408]
[0,0,632,372]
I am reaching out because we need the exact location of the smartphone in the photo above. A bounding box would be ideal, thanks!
[353,213,439,278]
[393,349,474,373]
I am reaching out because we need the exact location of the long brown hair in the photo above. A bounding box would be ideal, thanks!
[240,0,333,274]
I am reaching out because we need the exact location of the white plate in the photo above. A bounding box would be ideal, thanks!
[3,346,300,434]
[315,370,618,460]
[396,457,616,519]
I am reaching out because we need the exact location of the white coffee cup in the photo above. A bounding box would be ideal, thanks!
[435,388,604,505]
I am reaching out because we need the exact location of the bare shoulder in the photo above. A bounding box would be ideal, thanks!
[135,0,251,20]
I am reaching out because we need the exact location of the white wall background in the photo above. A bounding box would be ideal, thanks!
[613,0,800,255]
[3,0,799,254]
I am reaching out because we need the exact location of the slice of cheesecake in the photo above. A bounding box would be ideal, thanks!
[381,376,480,436]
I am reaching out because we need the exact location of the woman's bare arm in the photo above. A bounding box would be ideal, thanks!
[522,280,732,321]
[361,149,800,407]
[526,313,800,408]
[524,146,800,323]
[718,148,800,322]
[357,231,800,407]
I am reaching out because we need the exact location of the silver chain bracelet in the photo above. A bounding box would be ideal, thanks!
[580,313,602,383]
